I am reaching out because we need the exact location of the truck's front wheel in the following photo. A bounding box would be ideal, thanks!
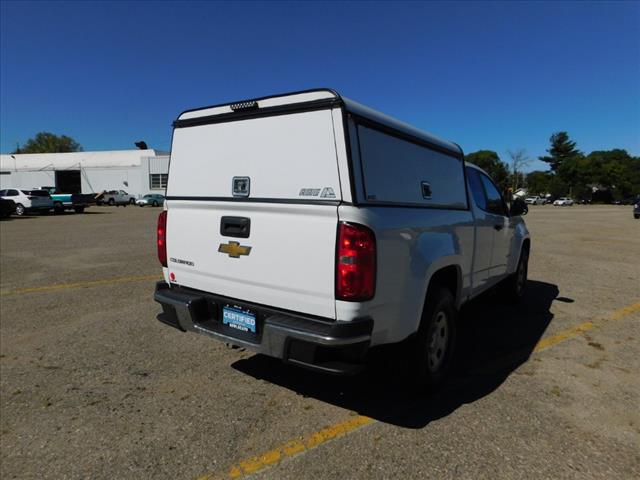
[502,246,529,303]
[409,287,457,390]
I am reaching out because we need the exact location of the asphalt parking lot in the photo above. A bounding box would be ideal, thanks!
[1,205,638,479]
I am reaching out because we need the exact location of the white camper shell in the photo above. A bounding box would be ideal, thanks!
[155,89,530,380]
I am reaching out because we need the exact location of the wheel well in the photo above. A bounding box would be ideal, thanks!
[426,265,460,305]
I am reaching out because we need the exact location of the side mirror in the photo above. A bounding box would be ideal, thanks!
[510,198,528,216]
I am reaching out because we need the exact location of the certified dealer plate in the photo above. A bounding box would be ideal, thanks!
[222,305,257,334]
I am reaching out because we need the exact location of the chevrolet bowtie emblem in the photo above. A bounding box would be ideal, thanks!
[218,241,252,258]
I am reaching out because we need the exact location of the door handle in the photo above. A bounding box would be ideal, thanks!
[220,216,251,238]
[494,224,504,231]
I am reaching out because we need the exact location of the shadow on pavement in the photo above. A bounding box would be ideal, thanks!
[50,210,112,215]
[232,280,560,428]
[0,215,36,221]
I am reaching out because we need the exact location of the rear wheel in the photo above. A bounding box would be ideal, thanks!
[15,203,25,216]
[152,200,158,207]
[74,206,85,214]
[108,198,115,206]
[54,202,64,214]
[129,198,136,205]
[408,287,457,390]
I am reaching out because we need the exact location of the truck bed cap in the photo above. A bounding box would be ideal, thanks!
[174,88,463,159]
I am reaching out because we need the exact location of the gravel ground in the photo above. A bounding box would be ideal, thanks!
[0,205,638,479]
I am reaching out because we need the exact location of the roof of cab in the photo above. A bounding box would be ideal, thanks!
[175,88,463,158]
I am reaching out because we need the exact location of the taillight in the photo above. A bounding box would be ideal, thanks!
[336,222,376,301]
[157,210,167,267]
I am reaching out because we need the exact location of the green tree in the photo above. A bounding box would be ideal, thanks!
[14,132,82,153]
[465,150,510,192]
[539,132,581,172]
[525,171,551,196]
[585,150,640,200]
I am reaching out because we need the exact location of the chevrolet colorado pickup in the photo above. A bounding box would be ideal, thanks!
[154,89,530,387]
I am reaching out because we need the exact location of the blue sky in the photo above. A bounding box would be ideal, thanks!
[1,1,638,171]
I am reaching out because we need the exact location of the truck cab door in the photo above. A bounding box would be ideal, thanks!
[478,173,512,280]
[466,168,493,291]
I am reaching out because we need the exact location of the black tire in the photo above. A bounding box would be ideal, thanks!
[15,203,25,216]
[53,202,64,214]
[129,198,136,205]
[634,214,639,219]
[108,198,115,206]
[74,206,85,214]
[504,246,529,303]
[96,200,103,206]
[152,201,158,207]
[409,287,458,390]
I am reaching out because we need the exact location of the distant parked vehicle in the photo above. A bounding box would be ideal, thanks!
[553,197,574,206]
[0,198,16,218]
[525,196,545,205]
[0,189,53,215]
[97,190,136,206]
[136,194,165,207]
[634,197,640,219]
[38,187,95,213]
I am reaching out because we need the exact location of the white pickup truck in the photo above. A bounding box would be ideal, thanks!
[154,89,530,387]
[97,190,136,206]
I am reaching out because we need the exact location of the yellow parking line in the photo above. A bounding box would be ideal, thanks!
[196,299,640,480]
[196,415,375,480]
[0,274,160,296]
[533,301,640,352]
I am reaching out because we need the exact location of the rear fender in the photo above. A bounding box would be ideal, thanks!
[411,232,464,335]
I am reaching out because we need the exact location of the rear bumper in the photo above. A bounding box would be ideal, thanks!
[153,282,373,375]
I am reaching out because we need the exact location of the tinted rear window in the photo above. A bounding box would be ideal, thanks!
[22,190,50,197]
[357,124,467,208]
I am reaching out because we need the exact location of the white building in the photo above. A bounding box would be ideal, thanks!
[0,149,169,198]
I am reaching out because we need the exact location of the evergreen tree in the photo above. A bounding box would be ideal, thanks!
[539,132,581,172]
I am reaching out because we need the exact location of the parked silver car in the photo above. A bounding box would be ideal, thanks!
[136,194,165,207]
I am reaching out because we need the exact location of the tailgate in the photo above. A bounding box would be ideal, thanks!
[165,108,343,319]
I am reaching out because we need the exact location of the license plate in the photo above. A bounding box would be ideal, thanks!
[222,305,256,333]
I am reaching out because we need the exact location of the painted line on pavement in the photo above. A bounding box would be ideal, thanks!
[196,415,375,480]
[0,274,160,296]
[533,301,640,352]
[196,299,640,480]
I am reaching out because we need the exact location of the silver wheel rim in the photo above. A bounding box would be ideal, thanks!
[16,205,24,215]
[427,311,449,373]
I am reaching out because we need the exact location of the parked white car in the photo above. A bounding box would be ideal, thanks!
[153,89,531,388]
[553,197,574,206]
[525,196,546,205]
[0,189,53,215]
